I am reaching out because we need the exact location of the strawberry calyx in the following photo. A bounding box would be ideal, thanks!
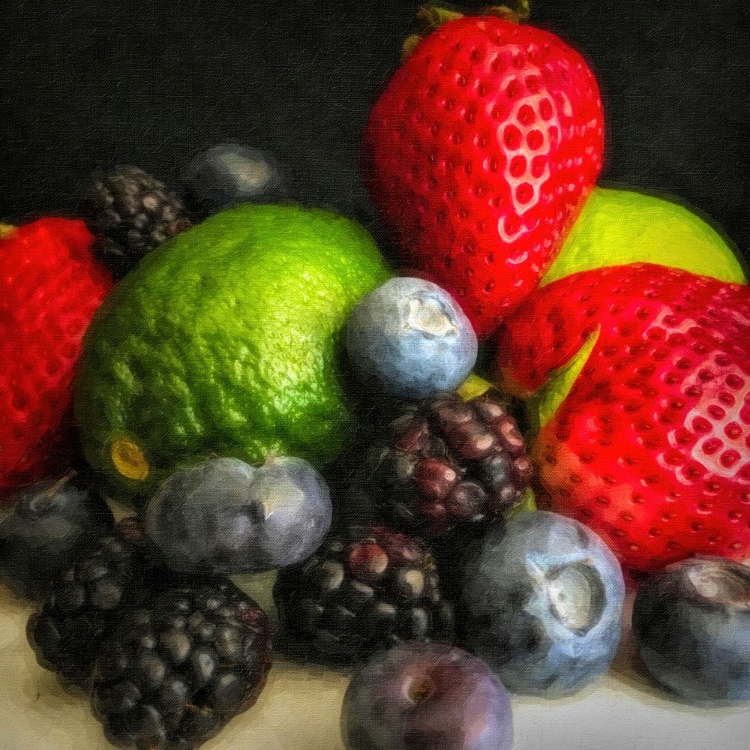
[402,1,531,60]
[484,1,531,23]
[525,326,600,433]
[457,372,494,401]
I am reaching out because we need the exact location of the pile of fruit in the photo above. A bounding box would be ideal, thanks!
[1,4,749,749]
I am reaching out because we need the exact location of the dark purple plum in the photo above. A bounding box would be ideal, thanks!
[632,556,750,703]
[345,277,478,400]
[461,510,625,697]
[0,474,114,600]
[341,641,513,750]
[144,455,332,574]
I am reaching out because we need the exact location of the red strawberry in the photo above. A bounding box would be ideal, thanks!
[362,7,604,337]
[497,263,750,573]
[0,219,112,499]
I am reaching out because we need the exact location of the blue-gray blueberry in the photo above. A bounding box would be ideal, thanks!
[345,277,478,400]
[341,641,513,750]
[632,556,750,703]
[144,456,331,574]
[461,510,625,697]
[181,142,286,212]
[0,475,114,600]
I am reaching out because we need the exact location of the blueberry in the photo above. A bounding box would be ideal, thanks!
[345,277,478,400]
[632,556,750,703]
[180,142,286,213]
[144,456,332,573]
[0,475,114,600]
[341,641,513,750]
[461,510,625,697]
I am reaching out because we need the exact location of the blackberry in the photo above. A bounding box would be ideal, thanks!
[91,579,271,750]
[80,165,191,278]
[273,523,455,665]
[26,517,173,687]
[354,390,532,539]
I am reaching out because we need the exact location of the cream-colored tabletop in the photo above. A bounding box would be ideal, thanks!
[0,567,748,750]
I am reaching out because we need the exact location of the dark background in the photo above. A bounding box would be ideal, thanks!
[1,0,749,259]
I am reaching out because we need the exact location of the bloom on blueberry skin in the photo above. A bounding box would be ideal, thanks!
[345,276,478,400]
[462,510,625,697]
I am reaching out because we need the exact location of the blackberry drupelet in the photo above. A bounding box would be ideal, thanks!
[355,390,532,539]
[273,523,455,665]
[91,579,272,750]
[80,165,191,278]
[26,517,168,687]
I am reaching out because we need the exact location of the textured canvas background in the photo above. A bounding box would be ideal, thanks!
[0,1,749,748]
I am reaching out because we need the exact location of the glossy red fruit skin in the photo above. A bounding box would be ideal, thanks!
[497,263,750,573]
[0,219,112,499]
[362,15,604,338]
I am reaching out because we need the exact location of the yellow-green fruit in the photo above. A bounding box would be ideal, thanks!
[542,186,747,286]
[74,203,391,500]
[517,187,745,440]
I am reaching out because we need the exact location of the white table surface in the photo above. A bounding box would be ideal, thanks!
[1,567,748,750]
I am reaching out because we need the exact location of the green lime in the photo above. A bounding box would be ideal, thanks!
[542,186,747,286]
[75,203,391,500]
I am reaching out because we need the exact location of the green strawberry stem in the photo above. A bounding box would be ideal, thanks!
[403,2,530,60]
[416,4,466,30]
[484,1,530,22]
